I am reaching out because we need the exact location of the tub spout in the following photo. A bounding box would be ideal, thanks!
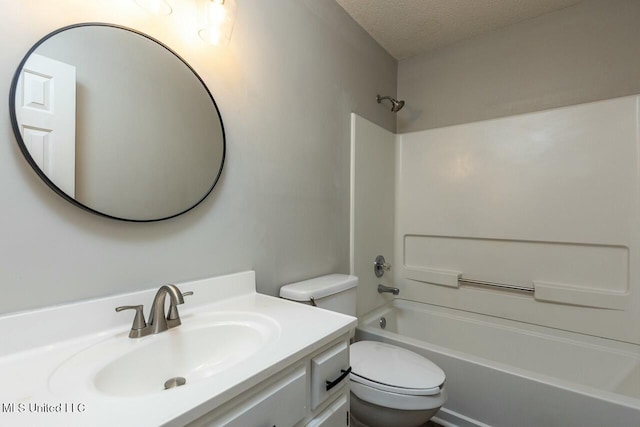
[378,284,399,295]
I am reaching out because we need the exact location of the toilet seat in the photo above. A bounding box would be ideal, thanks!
[349,341,445,396]
[350,372,441,396]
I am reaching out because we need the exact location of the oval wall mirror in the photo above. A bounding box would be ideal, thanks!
[9,23,225,222]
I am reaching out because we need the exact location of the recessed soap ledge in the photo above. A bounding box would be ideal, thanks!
[0,271,357,426]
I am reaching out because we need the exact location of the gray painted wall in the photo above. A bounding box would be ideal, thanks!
[397,0,640,132]
[0,0,396,314]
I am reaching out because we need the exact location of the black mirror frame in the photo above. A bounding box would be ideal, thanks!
[9,22,226,222]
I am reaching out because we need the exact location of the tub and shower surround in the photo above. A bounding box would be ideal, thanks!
[350,96,640,425]
[395,95,640,345]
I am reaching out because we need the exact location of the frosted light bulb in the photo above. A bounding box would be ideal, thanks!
[198,0,236,46]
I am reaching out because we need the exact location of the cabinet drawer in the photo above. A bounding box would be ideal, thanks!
[306,393,349,427]
[218,366,307,427]
[310,341,350,410]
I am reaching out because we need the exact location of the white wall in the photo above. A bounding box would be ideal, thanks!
[0,0,397,314]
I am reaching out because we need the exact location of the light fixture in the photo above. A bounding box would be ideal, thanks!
[135,0,172,15]
[198,0,237,46]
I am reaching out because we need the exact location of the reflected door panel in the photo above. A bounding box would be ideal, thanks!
[16,53,76,197]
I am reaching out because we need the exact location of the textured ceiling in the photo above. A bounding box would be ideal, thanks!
[335,0,585,60]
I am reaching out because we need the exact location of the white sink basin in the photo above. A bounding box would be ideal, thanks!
[48,311,280,397]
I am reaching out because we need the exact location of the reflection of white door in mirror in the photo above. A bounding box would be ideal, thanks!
[16,53,76,197]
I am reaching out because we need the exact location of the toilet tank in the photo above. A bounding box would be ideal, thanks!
[279,274,358,316]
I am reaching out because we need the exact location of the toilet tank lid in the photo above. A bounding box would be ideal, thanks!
[279,274,358,301]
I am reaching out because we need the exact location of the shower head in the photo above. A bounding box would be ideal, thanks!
[377,94,405,112]
[392,99,405,112]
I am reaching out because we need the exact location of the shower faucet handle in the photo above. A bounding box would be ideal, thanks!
[374,255,392,278]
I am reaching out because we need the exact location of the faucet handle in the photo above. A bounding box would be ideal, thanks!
[168,291,193,319]
[167,291,193,328]
[115,305,148,337]
[374,255,392,278]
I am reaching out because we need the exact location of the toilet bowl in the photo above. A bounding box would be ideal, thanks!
[279,275,447,427]
[349,341,446,427]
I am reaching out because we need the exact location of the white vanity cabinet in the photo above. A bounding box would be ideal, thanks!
[187,335,352,427]
[305,393,350,427]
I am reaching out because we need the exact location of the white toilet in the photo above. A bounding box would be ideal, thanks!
[280,274,447,427]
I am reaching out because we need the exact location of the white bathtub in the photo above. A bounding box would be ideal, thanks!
[356,299,640,427]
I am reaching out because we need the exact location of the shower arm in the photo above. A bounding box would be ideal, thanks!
[376,94,405,112]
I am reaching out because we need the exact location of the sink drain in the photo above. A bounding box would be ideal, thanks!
[164,377,186,390]
[379,317,386,329]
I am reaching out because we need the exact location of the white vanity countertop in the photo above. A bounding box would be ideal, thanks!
[0,271,356,426]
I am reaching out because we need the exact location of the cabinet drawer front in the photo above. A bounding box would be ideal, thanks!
[221,366,307,427]
[306,393,349,427]
[311,341,350,410]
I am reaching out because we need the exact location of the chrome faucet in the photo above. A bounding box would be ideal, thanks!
[378,284,399,295]
[116,284,192,339]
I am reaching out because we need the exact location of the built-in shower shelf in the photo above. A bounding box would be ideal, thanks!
[404,266,461,288]
[533,281,628,310]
